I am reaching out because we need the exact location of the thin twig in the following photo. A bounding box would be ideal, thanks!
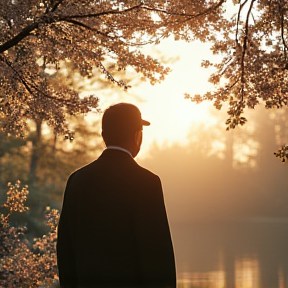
[278,0,288,60]
[3,55,35,96]
[61,3,143,20]
[240,0,255,100]
[235,0,249,47]
[2,55,77,106]
[63,19,109,37]
[141,0,225,20]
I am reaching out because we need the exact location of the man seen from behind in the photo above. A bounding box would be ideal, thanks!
[57,103,176,288]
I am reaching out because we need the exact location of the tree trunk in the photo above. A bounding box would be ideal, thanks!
[29,119,42,182]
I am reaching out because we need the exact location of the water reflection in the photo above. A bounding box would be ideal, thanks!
[178,270,225,288]
[235,257,259,288]
[173,220,288,288]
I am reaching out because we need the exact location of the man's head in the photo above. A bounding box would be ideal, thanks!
[101,103,150,157]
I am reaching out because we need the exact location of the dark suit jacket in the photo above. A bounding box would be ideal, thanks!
[57,149,176,288]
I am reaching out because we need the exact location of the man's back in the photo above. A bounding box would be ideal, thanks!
[57,149,176,288]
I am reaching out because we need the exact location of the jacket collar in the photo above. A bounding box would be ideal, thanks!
[105,146,132,157]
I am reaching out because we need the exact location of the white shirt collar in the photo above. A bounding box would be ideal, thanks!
[106,146,132,157]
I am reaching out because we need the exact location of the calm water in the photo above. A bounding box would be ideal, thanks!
[172,219,288,288]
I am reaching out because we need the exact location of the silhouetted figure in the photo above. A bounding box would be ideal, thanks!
[57,103,176,288]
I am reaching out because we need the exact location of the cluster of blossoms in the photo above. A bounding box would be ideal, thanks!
[0,181,59,288]
[274,144,288,163]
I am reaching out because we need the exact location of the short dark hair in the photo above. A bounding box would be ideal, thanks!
[101,103,150,146]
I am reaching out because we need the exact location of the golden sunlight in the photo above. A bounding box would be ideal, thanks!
[84,39,218,158]
[82,26,268,167]
[131,40,218,156]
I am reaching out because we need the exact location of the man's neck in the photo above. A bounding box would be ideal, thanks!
[106,146,133,157]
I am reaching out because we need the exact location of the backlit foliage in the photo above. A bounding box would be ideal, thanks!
[0,0,226,137]
[1,0,288,160]
[186,0,288,116]
[183,0,288,162]
[0,181,59,287]
[274,144,288,163]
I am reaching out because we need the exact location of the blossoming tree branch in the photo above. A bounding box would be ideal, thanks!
[0,0,287,160]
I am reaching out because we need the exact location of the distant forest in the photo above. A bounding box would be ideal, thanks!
[140,105,288,223]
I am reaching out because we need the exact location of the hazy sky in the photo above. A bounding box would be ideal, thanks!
[80,32,288,224]
[134,39,217,157]
[94,38,219,158]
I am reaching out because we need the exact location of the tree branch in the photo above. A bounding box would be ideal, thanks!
[278,0,288,61]
[0,22,39,53]
[62,3,144,20]
[235,0,249,47]
[0,3,144,54]
[51,0,63,13]
[2,55,79,106]
[63,19,109,38]
[141,0,225,20]
[2,55,36,97]
[64,18,166,47]
[98,62,129,89]
[240,0,255,101]
[0,1,225,54]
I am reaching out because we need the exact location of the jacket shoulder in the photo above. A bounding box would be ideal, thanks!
[134,162,160,180]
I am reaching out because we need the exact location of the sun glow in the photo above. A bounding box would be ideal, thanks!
[130,39,218,157]
[137,91,216,154]
[92,39,218,158]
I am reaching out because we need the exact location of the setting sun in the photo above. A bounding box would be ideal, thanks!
[82,39,218,156]
[126,39,218,156]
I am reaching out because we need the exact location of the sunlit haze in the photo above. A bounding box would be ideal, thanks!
[96,39,218,158]
[80,29,288,288]
[130,40,218,157]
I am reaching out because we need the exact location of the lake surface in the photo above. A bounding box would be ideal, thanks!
[171,219,288,288]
